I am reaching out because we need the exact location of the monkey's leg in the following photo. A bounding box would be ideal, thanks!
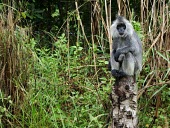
[110,53,127,78]
[121,52,135,76]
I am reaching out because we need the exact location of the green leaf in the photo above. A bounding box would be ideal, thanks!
[105,61,109,64]
[21,12,26,19]
[52,9,59,17]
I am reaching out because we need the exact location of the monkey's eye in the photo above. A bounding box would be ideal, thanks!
[117,23,126,29]
[117,23,126,35]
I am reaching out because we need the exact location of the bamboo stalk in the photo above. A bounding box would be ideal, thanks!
[91,1,99,87]
[75,1,89,46]
[160,0,165,51]
[117,0,121,15]
[105,0,112,54]
[67,16,70,82]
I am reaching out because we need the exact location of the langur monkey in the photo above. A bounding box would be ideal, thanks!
[109,16,142,78]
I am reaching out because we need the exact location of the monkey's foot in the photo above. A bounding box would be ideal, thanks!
[111,69,127,78]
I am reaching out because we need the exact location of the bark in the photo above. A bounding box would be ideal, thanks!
[111,76,138,128]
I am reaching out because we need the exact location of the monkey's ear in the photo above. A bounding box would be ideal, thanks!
[110,23,118,38]
[110,24,114,38]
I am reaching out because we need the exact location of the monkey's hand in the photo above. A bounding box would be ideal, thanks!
[118,54,125,62]
[114,47,135,62]
[111,69,127,78]
[114,51,121,62]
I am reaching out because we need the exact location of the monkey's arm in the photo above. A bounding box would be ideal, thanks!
[114,46,135,62]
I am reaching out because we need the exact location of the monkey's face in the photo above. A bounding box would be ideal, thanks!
[110,16,134,38]
[116,23,126,36]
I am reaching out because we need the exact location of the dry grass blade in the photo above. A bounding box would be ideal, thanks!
[75,1,89,45]
[0,4,31,126]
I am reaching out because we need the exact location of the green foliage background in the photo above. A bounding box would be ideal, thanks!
[0,1,169,128]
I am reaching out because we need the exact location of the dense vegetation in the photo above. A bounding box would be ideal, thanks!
[0,0,169,128]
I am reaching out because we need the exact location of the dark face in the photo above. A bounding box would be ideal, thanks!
[117,23,126,36]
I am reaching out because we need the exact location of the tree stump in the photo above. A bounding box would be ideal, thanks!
[111,76,138,128]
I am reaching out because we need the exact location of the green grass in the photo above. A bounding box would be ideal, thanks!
[16,34,112,128]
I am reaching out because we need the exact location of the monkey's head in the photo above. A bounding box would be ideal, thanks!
[110,16,134,38]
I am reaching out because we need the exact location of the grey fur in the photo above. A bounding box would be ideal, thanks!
[109,16,142,77]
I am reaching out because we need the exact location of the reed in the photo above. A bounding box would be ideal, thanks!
[0,4,31,126]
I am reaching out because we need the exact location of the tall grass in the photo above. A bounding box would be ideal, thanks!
[0,5,31,127]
